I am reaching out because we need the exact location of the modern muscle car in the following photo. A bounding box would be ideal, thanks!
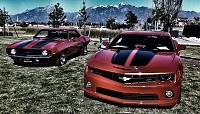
[84,31,186,107]
[6,28,90,66]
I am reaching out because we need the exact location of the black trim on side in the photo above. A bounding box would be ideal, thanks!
[131,50,155,66]
[16,40,33,48]
[112,50,132,65]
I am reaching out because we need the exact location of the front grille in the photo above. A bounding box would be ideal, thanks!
[14,49,42,56]
[7,49,42,56]
[96,87,159,100]
[89,67,174,83]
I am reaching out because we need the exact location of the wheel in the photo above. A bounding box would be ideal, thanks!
[56,52,66,66]
[80,45,88,55]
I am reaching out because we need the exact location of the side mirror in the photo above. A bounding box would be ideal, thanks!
[33,36,37,39]
[177,44,186,51]
[100,39,110,49]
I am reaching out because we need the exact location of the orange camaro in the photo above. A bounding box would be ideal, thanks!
[84,31,186,107]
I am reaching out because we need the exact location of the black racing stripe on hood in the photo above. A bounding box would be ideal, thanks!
[31,40,54,49]
[112,50,132,65]
[16,40,33,48]
[131,50,155,66]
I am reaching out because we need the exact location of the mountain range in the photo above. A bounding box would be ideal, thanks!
[11,3,200,23]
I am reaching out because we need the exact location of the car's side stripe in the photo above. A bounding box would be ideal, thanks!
[31,40,54,49]
[112,50,132,65]
[131,50,155,66]
[15,40,33,48]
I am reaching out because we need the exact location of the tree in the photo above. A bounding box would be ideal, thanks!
[0,7,9,36]
[153,0,183,32]
[106,17,116,29]
[194,17,200,24]
[124,11,138,28]
[147,17,153,24]
[19,21,29,27]
[48,3,66,28]
[79,0,89,35]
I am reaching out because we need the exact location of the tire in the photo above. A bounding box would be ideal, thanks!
[56,52,66,66]
[177,90,181,104]
[80,45,88,55]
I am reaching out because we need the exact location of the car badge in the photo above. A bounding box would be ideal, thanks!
[119,76,131,82]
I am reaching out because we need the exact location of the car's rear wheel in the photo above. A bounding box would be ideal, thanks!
[56,52,66,66]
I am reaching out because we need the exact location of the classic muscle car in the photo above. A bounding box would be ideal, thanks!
[6,28,90,66]
[84,31,186,107]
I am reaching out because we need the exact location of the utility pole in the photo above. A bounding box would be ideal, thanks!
[3,7,6,36]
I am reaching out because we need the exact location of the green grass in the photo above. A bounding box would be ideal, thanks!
[0,36,200,113]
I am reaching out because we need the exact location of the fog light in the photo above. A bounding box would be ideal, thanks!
[165,90,174,98]
[85,81,92,88]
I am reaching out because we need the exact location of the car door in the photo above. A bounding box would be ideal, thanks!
[60,30,75,56]
[68,30,82,53]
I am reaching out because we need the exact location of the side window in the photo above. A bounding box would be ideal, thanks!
[36,30,48,38]
[69,30,80,39]
[48,31,68,39]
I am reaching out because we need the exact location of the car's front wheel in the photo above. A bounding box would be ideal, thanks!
[80,45,88,55]
[56,52,66,66]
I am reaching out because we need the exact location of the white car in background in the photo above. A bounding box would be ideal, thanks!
[100,26,108,31]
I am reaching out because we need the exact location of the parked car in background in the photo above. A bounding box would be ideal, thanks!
[6,28,90,66]
[183,25,200,38]
[100,26,109,31]
[84,31,186,107]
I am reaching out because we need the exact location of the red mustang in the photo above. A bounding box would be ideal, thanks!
[6,28,90,65]
[84,31,186,107]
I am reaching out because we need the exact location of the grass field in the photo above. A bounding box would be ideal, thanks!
[0,36,200,113]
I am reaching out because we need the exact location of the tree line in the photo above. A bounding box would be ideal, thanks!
[0,0,183,33]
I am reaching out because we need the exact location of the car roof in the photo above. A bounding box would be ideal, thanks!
[120,31,170,36]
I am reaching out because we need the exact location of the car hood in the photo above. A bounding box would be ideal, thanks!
[8,39,62,50]
[88,49,179,73]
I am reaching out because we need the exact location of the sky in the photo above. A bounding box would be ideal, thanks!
[0,0,199,15]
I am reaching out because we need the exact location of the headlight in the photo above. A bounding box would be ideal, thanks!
[160,74,173,81]
[11,49,16,55]
[42,50,48,56]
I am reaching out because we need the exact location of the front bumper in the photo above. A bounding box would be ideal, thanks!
[84,72,181,107]
[8,55,57,64]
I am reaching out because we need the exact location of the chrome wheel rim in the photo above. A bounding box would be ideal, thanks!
[60,53,66,65]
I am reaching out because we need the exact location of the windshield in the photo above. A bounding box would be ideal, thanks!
[109,34,175,52]
[34,30,68,39]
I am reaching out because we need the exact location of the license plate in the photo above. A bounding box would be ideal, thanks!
[23,59,32,63]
